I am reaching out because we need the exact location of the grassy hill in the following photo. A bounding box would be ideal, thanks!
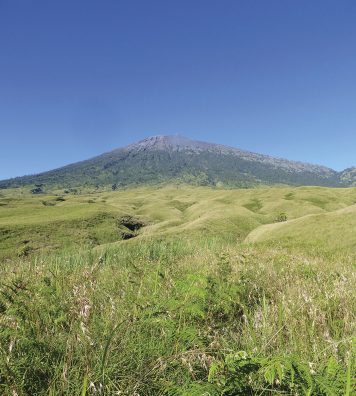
[0,185,355,394]
[245,203,356,253]
[2,185,356,259]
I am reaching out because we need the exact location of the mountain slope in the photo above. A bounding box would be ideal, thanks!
[0,135,352,189]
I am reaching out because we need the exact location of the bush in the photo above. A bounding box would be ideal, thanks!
[275,212,288,222]
[208,350,355,395]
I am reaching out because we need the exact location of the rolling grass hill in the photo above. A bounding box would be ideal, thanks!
[0,185,355,395]
[245,202,356,253]
[2,185,356,259]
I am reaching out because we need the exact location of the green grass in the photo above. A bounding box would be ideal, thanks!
[245,201,356,254]
[0,185,355,394]
[1,185,356,259]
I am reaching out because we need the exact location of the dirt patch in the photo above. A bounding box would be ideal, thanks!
[118,216,146,240]
[119,216,145,231]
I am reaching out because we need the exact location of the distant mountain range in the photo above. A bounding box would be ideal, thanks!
[1,135,355,190]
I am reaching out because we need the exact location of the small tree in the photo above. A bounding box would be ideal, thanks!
[275,212,288,222]
[31,187,43,194]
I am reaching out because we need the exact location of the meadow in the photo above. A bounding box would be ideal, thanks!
[0,185,355,395]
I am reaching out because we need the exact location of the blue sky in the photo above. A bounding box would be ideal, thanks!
[1,0,356,179]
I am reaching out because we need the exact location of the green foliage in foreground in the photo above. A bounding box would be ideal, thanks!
[0,237,355,395]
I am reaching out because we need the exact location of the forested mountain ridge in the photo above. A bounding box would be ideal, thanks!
[0,135,354,189]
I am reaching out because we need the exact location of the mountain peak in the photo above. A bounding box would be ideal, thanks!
[123,135,334,173]
[0,134,354,189]
[126,135,204,152]
[125,135,249,156]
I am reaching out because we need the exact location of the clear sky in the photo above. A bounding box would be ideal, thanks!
[1,0,356,179]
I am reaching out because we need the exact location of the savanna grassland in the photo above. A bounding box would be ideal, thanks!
[0,185,355,395]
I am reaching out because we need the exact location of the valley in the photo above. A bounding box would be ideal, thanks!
[2,185,356,259]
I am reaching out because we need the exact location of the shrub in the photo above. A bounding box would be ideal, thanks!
[275,212,288,222]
